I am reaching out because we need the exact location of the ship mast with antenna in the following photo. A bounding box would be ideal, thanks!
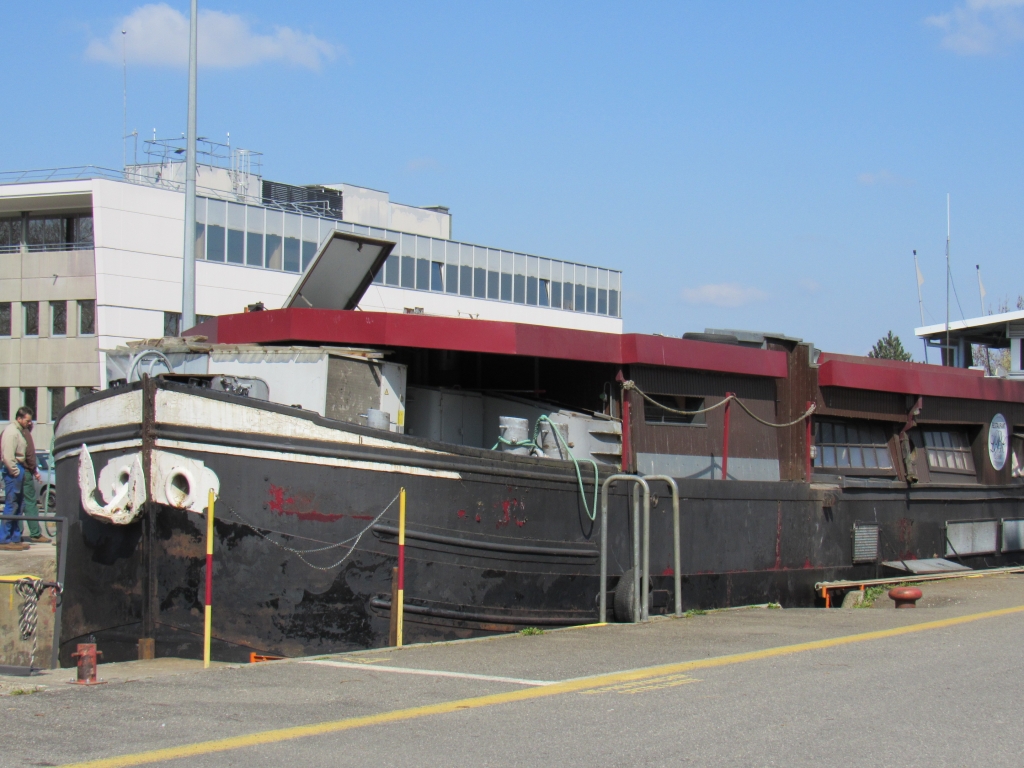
[944,194,951,366]
[914,249,928,363]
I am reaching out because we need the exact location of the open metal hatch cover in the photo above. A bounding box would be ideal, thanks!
[882,558,971,574]
[284,230,395,311]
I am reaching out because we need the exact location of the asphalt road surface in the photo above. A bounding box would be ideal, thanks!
[5,574,1024,768]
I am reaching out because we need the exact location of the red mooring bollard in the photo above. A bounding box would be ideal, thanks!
[69,643,105,685]
[888,586,923,608]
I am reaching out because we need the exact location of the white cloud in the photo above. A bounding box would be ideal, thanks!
[856,170,913,187]
[682,283,768,308]
[86,4,336,70]
[925,0,1024,55]
[799,278,821,294]
[406,157,439,173]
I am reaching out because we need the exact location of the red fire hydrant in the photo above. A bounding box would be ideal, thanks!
[888,586,923,608]
[70,643,104,685]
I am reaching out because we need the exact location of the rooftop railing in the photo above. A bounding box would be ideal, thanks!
[0,166,338,219]
[0,242,94,254]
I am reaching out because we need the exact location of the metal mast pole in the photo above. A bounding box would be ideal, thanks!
[976,264,985,314]
[976,264,991,375]
[181,0,198,333]
[122,30,127,172]
[914,250,928,363]
[944,194,950,366]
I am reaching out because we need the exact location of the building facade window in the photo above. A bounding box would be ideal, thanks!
[0,388,8,421]
[187,194,624,317]
[50,387,65,420]
[643,395,707,425]
[76,387,95,400]
[21,387,36,415]
[0,218,21,250]
[922,429,976,473]
[9,214,94,252]
[227,202,245,264]
[51,300,67,336]
[0,302,10,336]
[78,300,95,335]
[23,302,39,336]
[813,420,894,471]
[164,311,181,337]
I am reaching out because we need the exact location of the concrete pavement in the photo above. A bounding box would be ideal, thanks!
[3,573,1023,767]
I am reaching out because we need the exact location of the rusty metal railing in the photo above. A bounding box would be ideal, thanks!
[599,474,649,624]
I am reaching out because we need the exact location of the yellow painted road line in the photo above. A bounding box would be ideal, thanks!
[301,659,555,687]
[63,604,1024,768]
[582,673,700,695]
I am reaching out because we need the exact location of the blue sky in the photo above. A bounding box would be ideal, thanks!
[4,1,1024,356]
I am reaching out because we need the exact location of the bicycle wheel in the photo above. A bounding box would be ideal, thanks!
[43,488,58,538]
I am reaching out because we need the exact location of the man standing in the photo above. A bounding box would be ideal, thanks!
[19,417,50,544]
[1,406,35,551]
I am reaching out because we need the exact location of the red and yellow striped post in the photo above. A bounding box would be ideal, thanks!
[396,487,406,648]
[203,489,215,668]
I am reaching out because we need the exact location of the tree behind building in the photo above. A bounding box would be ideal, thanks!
[869,331,913,361]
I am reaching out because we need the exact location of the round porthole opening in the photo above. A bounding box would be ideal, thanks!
[165,469,194,508]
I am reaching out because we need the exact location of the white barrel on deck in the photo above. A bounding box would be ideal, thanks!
[498,416,531,455]
[537,419,570,459]
[366,409,391,431]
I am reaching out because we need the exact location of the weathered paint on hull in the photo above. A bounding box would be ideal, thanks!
[55,384,1024,665]
[58,438,615,664]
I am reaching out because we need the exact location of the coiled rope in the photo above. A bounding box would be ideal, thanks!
[219,492,400,571]
[493,415,600,521]
[15,577,62,669]
[621,380,815,428]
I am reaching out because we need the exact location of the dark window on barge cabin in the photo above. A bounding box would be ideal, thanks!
[922,429,975,474]
[813,420,895,474]
[644,394,706,426]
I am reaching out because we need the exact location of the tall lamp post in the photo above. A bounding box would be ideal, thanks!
[181,0,198,332]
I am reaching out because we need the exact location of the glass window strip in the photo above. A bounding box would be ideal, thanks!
[192,197,626,314]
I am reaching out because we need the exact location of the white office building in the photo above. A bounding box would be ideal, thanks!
[0,138,623,444]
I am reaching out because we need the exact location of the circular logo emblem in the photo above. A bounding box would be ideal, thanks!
[989,413,1008,471]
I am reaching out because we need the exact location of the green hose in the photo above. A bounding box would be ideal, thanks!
[492,415,600,521]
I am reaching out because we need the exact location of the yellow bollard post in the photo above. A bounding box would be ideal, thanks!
[203,489,215,668]
[397,487,406,648]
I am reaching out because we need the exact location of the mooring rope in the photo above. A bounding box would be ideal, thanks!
[621,380,816,428]
[219,492,400,572]
[15,578,61,669]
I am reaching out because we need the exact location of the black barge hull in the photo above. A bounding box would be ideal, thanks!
[55,381,1024,664]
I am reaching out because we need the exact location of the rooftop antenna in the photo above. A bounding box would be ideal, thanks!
[121,29,127,171]
[976,263,992,374]
[181,0,198,332]
[945,194,951,366]
[975,264,986,314]
[914,249,928,363]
